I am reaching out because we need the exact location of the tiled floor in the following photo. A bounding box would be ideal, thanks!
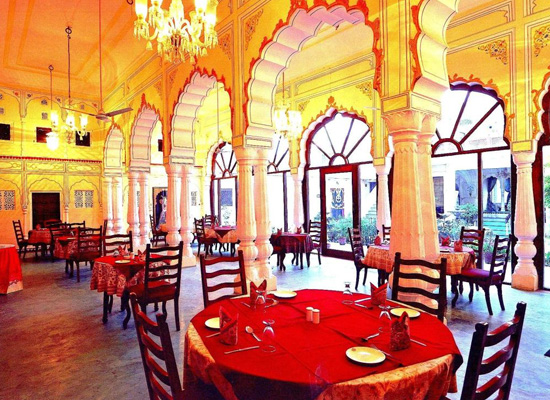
[1,250,549,399]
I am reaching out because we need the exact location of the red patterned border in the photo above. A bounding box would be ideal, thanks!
[0,155,102,164]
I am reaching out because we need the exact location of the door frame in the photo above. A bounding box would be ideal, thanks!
[31,191,61,228]
[320,164,360,260]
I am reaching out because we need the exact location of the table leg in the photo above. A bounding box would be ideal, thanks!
[451,276,459,307]
[122,290,131,329]
[299,252,304,269]
[102,292,109,324]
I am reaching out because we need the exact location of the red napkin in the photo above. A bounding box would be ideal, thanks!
[137,249,145,262]
[374,236,382,246]
[370,282,387,307]
[390,312,411,351]
[219,306,238,346]
[296,226,302,234]
[441,236,451,247]
[118,245,128,256]
[250,279,267,307]
[454,240,463,252]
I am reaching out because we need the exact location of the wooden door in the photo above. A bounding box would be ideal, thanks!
[32,193,61,227]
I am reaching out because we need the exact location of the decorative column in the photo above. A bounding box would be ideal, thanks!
[180,165,195,267]
[254,150,276,290]
[137,172,150,246]
[63,174,70,223]
[374,156,392,238]
[112,175,124,234]
[202,169,212,217]
[512,147,539,291]
[127,171,140,248]
[165,163,182,246]
[103,175,114,234]
[417,114,439,261]
[234,147,259,283]
[292,168,305,230]
[384,110,425,259]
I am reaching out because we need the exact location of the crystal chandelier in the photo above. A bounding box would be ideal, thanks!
[133,0,219,63]
[274,73,302,139]
[51,27,88,145]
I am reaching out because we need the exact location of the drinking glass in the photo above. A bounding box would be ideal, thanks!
[378,305,392,343]
[261,320,276,353]
[342,281,353,305]
[254,290,267,313]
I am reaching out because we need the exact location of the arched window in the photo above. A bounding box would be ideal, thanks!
[267,134,291,231]
[211,142,237,226]
[433,83,511,276]
[305,112,377,257]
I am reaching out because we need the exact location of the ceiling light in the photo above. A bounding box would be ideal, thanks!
[274,73,302,139]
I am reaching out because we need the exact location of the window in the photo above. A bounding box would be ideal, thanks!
[36,127,52,143]
[267,134,291,231]
[211,143,237,225]
[75,190,94,208]
[0,123,9,140]
[76,132,91,147]
[0,190,16,211]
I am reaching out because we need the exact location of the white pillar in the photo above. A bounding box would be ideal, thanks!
[417,115,439,261]
[254,150,276,290]
[138,172,150,246]
[127,171,140,248]
[234,147,259,282]
[165,163,182,246]
[103,175,114,235]
[292,169,304,229]
[63,205,70,224]
[374,157,392,238]
[202,170,212,217]
[512,147,539,291]
[385,110,425,259]
[112,175,124,234]
[180,165,195,267]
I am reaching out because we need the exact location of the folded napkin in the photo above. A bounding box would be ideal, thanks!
[137,249,146,262]
[219,306,239,346]
[275,228,282,236]
[118,245,129,257]
[453,240,463,252]
[250,279,267,307]
[370,282,388,307]
[390,312,411,351]
[374,236,382,246]
[441,236,451,247]
[296,226,302,234]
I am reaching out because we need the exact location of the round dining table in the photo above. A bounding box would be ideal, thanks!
[185,289,462,400]
[0,244,23,294]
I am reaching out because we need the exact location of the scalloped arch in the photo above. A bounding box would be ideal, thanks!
[536,71,550,138]
[129,95,160,170]
[104,125,125,171]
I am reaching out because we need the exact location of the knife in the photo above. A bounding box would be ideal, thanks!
[355,303,373,310]
[224,345,260,355]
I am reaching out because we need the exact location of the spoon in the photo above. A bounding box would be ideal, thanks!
[245,326,261,342]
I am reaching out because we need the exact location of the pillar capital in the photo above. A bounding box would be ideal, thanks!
[383,109,424,142]
[165,162,182,176]
[234,147,258,164]
[374,156,392,176]
[512,147,537,168]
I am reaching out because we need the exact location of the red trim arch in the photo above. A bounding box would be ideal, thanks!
[129,94,161,170]
[104,124,125,172]
[535,70,550,137]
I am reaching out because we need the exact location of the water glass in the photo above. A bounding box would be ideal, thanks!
[378,305,392,343]
[261,320,276,353]
[342,281,353,305]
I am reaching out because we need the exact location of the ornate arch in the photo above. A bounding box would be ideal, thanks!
[535,70,550,138]
[129,95,160,171]
[245,3,379,146]
[104,124,125,173]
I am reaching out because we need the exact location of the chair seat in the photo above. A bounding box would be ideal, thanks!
[460,268,502,283]
[312,243,321,250]
[128,280,176,301]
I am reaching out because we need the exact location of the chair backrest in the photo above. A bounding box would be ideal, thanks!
[382,225,391,242]
[142,242,184,303]
[49,225,72,244]
[103,231,133,256]
[150,215,158,233]
[68,221,86,230]
[461,302,527,400]
[199,250,247,308]
[76,226,103,256]
[44,219,63,228]
[488,234,511,280]
[460,227,485,268]
[194,218,205,239]
[308,220,321,246]
[347,227,364,264]
[203,215,218,228]
[12,220,25,243]
[391,252,447,321]
[130,294,183,400]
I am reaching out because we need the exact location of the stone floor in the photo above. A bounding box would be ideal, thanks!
[1,249,549,399]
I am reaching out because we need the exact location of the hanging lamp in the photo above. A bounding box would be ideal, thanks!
[46,65,60,151]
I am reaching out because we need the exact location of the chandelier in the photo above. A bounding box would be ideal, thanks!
[132,0,219,63]
[51,27,88,146]
[274,73,302,139]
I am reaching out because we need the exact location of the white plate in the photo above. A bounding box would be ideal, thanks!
[205,317,220,330]
[272,290,297,299]
[346,346,385,365]
[390,307,420,318]
[115,259,131,264]
[440,249,451,253]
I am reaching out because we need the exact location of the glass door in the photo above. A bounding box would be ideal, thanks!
[320,165,359,259]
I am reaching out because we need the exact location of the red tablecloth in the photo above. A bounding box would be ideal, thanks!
[186,289,462,400]
[0,245,23,294]
[28,229,51,244]
[90,256,147,297]
[54,235,100,260]
[271,233,314,254]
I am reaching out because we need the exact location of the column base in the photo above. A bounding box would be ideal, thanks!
[512,266,538,291]
[182,255,196,268]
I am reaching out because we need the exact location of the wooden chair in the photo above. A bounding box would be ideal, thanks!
[452,302,527,400]
[130,294,184,400]
[203,214,219,228]
[68,221,86,230]
[69,226,103,282]
[150,215,168,247]
[460,227,485,269]
[382,225,391,242]
[103,231,133,256]
[199,250,247,308]
[49,224,72,262]
[12,220,39,258]
[348,228,369,290]
[452,235,511,315]
[44,219,62,228]
[194,218,217,257]
[127,242,184,331]
[391,252,447,322]
[307,220,322,265]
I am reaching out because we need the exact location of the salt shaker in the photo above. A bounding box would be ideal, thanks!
[306,307,314,322]
[312,309,320,324]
